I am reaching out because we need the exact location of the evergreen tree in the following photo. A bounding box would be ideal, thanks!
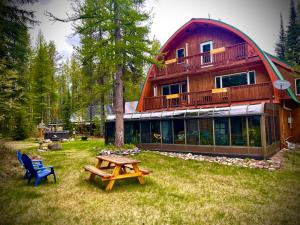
[286,0,300,65]
[47,0,157,146]
[31,31,55,125]
[275,13,287,60]
[0,0,37,139]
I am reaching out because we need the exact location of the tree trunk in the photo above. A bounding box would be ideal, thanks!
[114,65,124,147]
[113,0,124,147]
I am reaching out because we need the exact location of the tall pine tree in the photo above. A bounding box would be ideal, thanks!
[286,0,300,65]
[275,13,287,60]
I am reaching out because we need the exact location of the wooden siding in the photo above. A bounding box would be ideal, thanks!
[189,64,270,93]
[163,24,244,60]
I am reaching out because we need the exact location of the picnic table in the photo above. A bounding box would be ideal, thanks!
[84,155,151,191]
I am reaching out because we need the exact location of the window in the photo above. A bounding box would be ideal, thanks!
[214,118,230,146]
[151,121,161,143]
[173,119,185,144]
[162,120,173,144]
[295,78,300,95]
[161,82,187,95]
[176,48,185,64]
[141,121,151,143]
[231,117,247,146]
[199,118,213,145]
[200,41,213,64]
[124,121,140,144]
[105,122,115,144]
[248,116,261,147]
[186,119,199,145]
[215,71,256,88]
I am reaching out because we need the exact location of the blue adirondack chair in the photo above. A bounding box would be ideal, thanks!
[22,154,56,186]
[16,150,44,179]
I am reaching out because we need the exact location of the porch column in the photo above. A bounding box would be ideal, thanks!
[187,76,190,104]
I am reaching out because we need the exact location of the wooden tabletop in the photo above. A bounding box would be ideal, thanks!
[96,155,141,165]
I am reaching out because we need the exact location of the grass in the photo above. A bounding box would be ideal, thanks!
[0,139,300,225]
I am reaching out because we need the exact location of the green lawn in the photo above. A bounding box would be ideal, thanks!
[0,140,300,225]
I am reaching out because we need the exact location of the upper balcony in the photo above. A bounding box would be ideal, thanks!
[149,42,259,80]
[143,82,273,111]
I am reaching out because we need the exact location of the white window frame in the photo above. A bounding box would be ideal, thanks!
[176,48,185,64]
[215,70,256,88]
[161,82,187,95]
[295,78,300,96]
[200,41,213,65]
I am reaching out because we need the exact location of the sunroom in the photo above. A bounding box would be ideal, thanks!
[105,103,280,159]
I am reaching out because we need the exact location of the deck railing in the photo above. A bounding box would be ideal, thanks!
[150,42,257,78]
[143,82,273,111]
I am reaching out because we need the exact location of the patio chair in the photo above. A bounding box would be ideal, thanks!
[21,153,56,186]
[16,150,43,179]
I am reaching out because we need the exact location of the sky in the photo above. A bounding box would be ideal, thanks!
[27,0,297,60]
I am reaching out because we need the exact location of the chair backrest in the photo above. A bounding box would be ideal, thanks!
[17,150,24,166]
[22,154,37,177]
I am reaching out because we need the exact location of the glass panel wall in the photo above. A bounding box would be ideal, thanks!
[214,118,230,146]
[186,119,199,145]
[199,118,213,145]
[173,119,185,144]
[124,121,140,144]
[141,121,151,143]
[162,120,173,144]
[151,121,161,143]
[231,117,247,146]
[105,122,115,144]
[265,115,273,145]
[248,116,261,147]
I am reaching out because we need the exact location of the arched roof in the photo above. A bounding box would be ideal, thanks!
[136,18,299,111]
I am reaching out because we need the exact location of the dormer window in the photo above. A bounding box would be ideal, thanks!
[176,48,185,64]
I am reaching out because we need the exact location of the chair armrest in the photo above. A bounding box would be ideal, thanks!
[36,166,53,171]
[32,160,43,163]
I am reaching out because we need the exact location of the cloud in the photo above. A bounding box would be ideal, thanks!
[40,0,51,5]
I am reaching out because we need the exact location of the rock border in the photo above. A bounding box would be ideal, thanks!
[155,148,291,171]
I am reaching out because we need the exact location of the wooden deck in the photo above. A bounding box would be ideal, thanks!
[144,82,273,111]
[149,43,257,79]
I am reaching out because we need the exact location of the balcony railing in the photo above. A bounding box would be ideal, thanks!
[150,42,257,78]
[143,82,273,111]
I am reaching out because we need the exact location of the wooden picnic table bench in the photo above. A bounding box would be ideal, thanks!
[84,155,151,191]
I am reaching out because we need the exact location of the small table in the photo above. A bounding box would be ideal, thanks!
[85,155,149,191]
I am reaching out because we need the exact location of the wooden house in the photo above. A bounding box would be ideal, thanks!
[106,18,300,159]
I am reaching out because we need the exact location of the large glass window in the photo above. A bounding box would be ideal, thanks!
[162,120,173,144]
[186,119,199,145]
[215,71,256,88]
[231,117,247,146]
[161,82,187,95]
[199,118,213,145]
[151,121,161,143]
[214,118,230,146]
[124,121,140,144]
[141,121,151,143]
[173,119,185,144]
[105,122,115,144]
[248,116,261,147]
[222,73,248,87]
